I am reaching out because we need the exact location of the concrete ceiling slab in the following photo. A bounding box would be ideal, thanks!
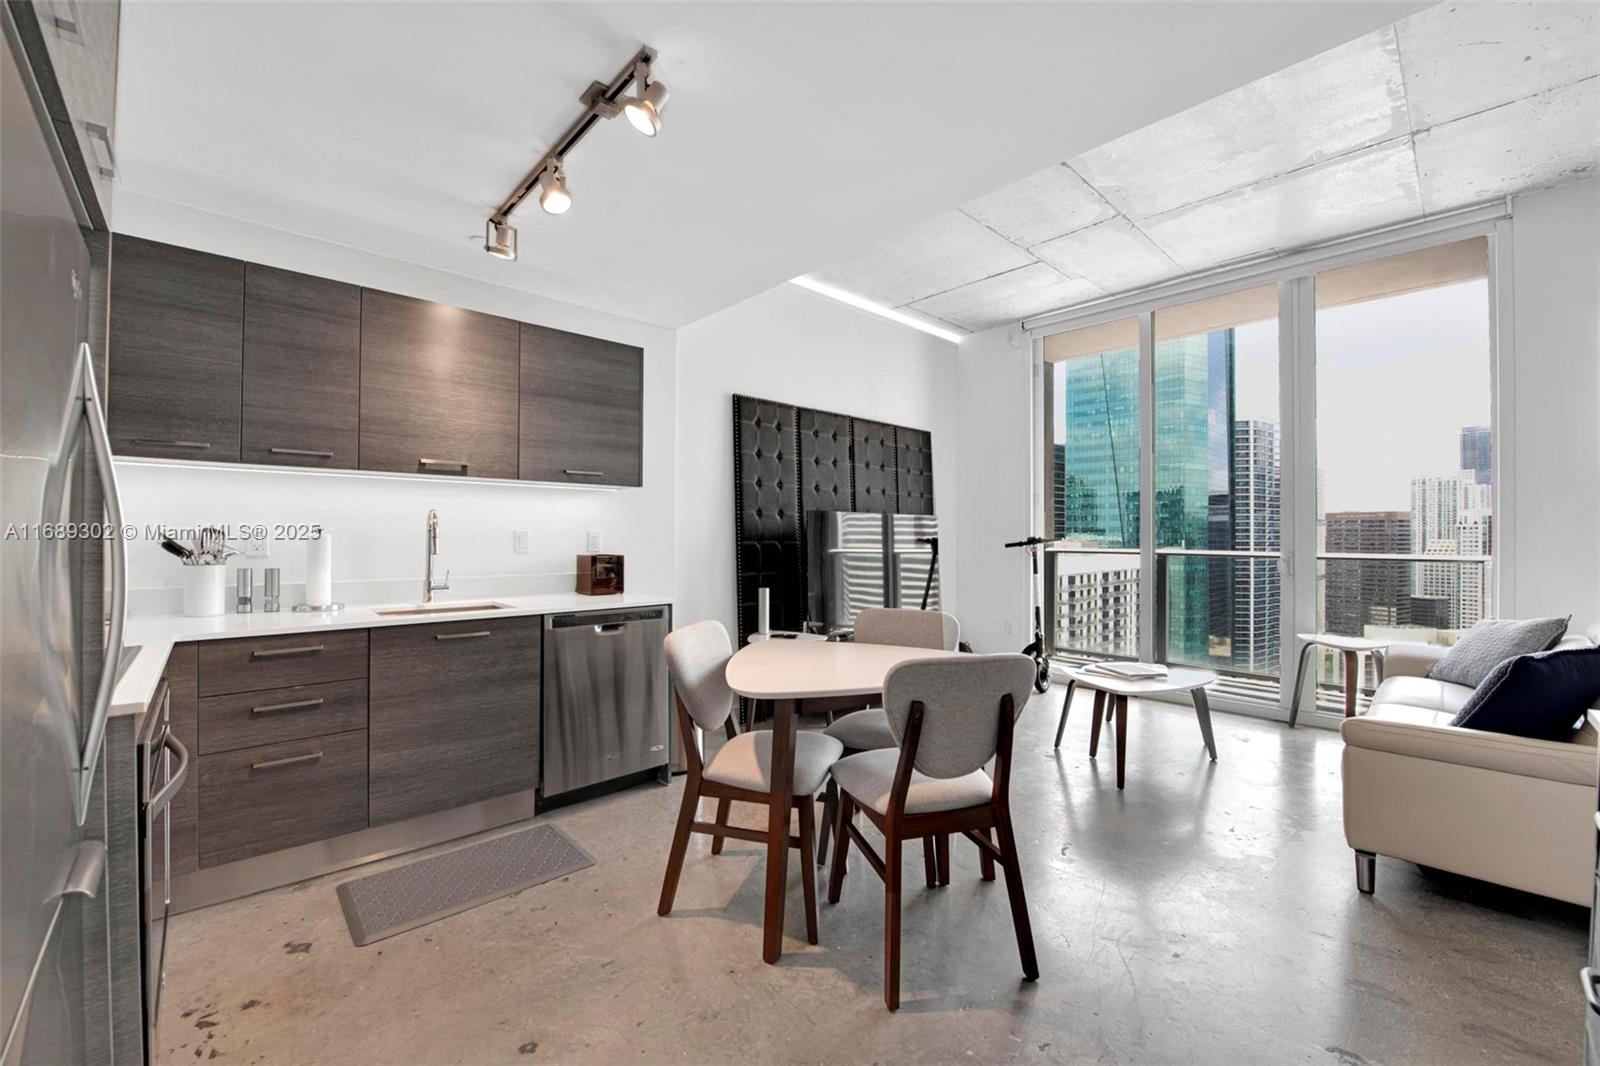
[1069,27,1409,220]
[1137,137,1423,269]
[1415,78,1600,211]
[806,210,1035,308]
[909,263,1104,332]
[1031,217,1182,293]
[112,1,1427,327]
[958,165,1115,247]
[1397,1,1600,128]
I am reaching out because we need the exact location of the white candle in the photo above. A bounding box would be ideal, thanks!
[306,530,333,606]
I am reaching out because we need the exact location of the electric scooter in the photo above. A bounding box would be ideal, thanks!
[1004,536,1052,693]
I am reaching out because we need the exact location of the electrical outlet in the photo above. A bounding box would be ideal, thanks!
[242,529,270,558]
[513,529,531,555]
[586,530,601,552]
[1003,620,1015,636]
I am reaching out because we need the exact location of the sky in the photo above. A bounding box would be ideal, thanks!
[1057,278,1493,516]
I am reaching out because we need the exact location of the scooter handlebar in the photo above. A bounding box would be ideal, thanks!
[1003,537,1048,548]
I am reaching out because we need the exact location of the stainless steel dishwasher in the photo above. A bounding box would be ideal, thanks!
[541,606,671,802]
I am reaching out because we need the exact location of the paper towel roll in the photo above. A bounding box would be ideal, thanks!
[306,531,333,606]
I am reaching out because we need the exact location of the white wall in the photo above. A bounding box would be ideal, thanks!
[1506,177,1600,625]
[951,326,1036,652]
[113,193,677,612]
[673,284,959,636]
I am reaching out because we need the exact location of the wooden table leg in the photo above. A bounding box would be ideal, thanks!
[1114,694,1128,790]
[1287,640,1315,728]
[1342,650,1358,718]
[1192,686,1218,761]
[1088,689,1106,757]
[762,698,796,964]
[1053,679,1076,749]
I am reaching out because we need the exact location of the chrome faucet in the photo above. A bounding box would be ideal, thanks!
[424,509,451,603]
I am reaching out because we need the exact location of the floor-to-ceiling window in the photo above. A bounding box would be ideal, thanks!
[1042,317,1141,660]
[1312,237,1493,708]
[1038,227,1498,720]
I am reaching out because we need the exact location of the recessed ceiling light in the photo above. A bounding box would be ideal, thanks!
[789,276,966,344]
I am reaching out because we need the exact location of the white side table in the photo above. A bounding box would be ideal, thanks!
[1054,666,1218,789]
[1289,633,1390,726]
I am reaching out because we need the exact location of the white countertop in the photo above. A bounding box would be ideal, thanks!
[110,590,673,719]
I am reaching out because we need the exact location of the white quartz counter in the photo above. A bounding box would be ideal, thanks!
[111,591,673,719]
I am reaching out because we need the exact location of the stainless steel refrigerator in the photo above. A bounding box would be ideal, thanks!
[2,17,128,1066]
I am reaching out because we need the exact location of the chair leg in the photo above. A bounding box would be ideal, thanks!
[884,831,903,1011]
[709,797,731,855]
[936,833,951,887]
[797,798,819,945]
[976,827,996,882]
[827,794,853,904]
[992,810,1039,981]
[817,779,837,865]
[1355,850,1376,895]
[922,837,938,889]
[1088,690,1106,757]
[657,778,700,916]
[1053,679,1076,749]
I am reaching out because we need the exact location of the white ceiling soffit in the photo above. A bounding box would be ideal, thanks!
[803,1,1599,335]
[112,2,1428,329]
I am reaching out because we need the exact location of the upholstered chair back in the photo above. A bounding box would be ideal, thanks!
[882,654,1035,778]
[854,607,960,651]
[663,620,736,731]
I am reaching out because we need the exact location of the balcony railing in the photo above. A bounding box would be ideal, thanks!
[1043,542,1492,714]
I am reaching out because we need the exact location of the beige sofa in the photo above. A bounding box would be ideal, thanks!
[1341,625,1600,905]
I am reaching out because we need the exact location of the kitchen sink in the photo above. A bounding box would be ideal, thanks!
[370,602,511,617]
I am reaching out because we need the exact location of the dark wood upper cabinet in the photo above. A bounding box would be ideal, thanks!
[107,236,244,461]
[519,324,643,486]
[241,264,361,467]
[358,290,519,479]
[367,617,540,826]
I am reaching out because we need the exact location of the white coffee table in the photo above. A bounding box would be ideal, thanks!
[1288,633,1389,726]
[1054,665,1219,789]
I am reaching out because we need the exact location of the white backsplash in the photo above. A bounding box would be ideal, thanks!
[117,460,674,616]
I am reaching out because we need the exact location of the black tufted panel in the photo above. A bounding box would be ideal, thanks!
[851,419,898,514]
[798,409,854,513]
[732,396,804,644]
[895,427,935,515]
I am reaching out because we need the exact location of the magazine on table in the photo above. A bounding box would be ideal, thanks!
[1080,661,1168,681]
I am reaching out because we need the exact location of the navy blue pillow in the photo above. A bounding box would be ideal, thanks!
[1450,646,1600,741]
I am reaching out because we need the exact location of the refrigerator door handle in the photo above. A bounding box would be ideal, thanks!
[75,342,128,824]
[147,731,189,816]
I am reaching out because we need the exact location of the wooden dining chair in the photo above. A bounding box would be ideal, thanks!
[657,620,844,946]
[826,653,1039,1010]
[817,607,960,884]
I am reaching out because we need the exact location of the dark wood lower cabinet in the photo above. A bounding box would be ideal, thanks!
[197,729,368,867]
[368,617,541,826]
[166,644,200,876]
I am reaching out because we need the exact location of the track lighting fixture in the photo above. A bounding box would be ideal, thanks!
[537,163,571,215]
[483,45,662,259]
[484,219,517,261]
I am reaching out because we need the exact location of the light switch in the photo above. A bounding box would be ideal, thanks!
[586,530,601,552]
[513,530,531,555]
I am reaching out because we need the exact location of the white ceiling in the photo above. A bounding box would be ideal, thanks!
[112,1,1427,328]
[807,1,1600,334]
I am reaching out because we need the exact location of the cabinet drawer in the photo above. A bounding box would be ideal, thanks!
[199,678,368,754]
[198,730,367,867]
[198,630,368,696]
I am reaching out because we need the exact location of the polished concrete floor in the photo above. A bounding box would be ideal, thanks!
[160,686,1588,1065]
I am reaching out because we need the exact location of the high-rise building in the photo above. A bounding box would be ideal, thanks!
[1058,347,1140,547]
[1231,420,1280,673]
[1324,511,1412,635]
[1051,544,1139,657]
[1460,425,1492,486]
[1410,472,1491,626]
[1454,510,1493,626]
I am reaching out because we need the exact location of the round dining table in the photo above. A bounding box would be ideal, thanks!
[724,639,962,964]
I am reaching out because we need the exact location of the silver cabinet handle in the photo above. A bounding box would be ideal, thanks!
[132,438,210,450]
[250,644,324,659]
[268,447,334,459]
[77,344,126,825]
[594,623,626,634]
[250,697,324,716]
[251,750,323,771]
[148,731,190,815]
[84,121,115,179]
[563,469,605,477]
[436,630,492,641]
[419,458,469,472]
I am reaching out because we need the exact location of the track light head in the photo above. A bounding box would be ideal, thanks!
[537,163,572,215]
[623,78,668,137]
[484,219,517,260]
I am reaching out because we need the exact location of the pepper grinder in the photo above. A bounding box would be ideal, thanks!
[235,568,253,614]
[263,568,281,613]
